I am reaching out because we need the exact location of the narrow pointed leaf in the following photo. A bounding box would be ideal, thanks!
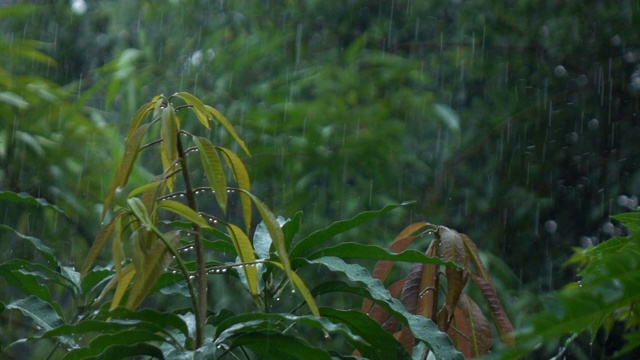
[102,122,153,220]
[157,199,209,228]
[291,201,414,258]
[160,104,178,172]
[6,296,65,331]
[175,92,211,129]
[110,264,136,310]
[0,191,65,214]
[125,97,158,140]
[193,136,227,213]
[128,197,153,229]
[0,225,58,267]
[205,104,250,155]
[217,147,252,232]
[269,261,320,317]
[226,223,258,297]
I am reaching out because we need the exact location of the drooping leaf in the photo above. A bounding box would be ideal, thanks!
[226,332,331,360]
[0,191,65,214]
[205,104,250,156]
[269,261,320,318]
[461,233,514,344]
[436,227,469,332]
[449,294,493,358]
[127,231,180,309]
[160,104,179,190]
[102,122,153,220]
[109,263,136,310]
[174,92,211,129]
[0,225,58,268]
[6,296,65,332]
[128,197,153,229]
[81,210,126,279]
[60,330,166,360]
[226,223,258,297]
[309,256,464,360]
[291,201,415,258]
[305,242,458,267]
[125,96,159,140]
[320,307,411,360]
[283,211,303,249]
[193,136,227,213]
[217,147,252,232]
[156,199,210,228]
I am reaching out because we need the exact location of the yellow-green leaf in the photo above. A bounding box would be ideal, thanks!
[218,147,252,232]
[269,261,320,317]
[205,105,250,156]
[102,122,153,220]
[110,264,136,310]
[193,136,227,213]
[175,92,211,129]
[161,104,178,167]
[81,214,117,279]
[128,197,153,229]
[156,199,209,228]
[126,97,158,140]
[226,223,259,297]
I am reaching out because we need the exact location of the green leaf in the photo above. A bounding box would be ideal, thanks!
[290,201,414,258]
[269,261,320,318]
[0,225,58,267]
[193,136,227,213]
[227,332,332,360]
[217,147,252,232]
[432,103,460,132]
[205,104,250,156]
[61,330,166,360]
[320,307,411,360]
[226,224,258,297]
[613,212,640,232]
[0,261,54,306]
[128,197,153,229]
[305,242,460,268]
[283,211,303,249]
[156,199,209,228]
[215,312,365,348]
[309,256,464,360]
[174,92,211,129]
[6,296,65,332]
[102,122,153,220]
[0,91,29,109]
[0,191,65,215]
[160,104,179,169]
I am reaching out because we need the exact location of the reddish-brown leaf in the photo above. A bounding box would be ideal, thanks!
[436,227,469,332]
[462,233,515,345]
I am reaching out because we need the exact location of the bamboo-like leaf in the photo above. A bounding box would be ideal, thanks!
[217,147,252,232]
[461,233,514,345]
[102,123,153,220]
[125,96,159,140]
[156,199,209,228]
[110,264,136,310]
[226,223,259,297]
[237,191,294,287]
[128,197,153,229]
[81,211,126,279]
[205,104,250,156]
[193,136,227,213]
[126,180,164,199]
[160,104,178,177]
[127,231,180,309]
[269,261,320,317]
[175,92,211,129]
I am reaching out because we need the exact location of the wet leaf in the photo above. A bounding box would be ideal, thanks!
[205,104,250,156]
[217,147,252,232]
[226,224,258,297]
[291,201,415,258]
[309,256,464,360]
[156,199,209,228]
[193,136,227,213]
[175,92,211,129]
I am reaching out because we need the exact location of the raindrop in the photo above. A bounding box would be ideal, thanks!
[276,297,280,301]
[70,0,87,15]
[587,118,599,130]
[579,236,592,248]
[602,221,615,235]
[290,289,296,294]
[544,220,557,234]
[553,65,567,77]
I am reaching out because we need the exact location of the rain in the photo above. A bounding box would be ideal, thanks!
[1,1,639,359]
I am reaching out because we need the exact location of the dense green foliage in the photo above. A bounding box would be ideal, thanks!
[1,1,640,359]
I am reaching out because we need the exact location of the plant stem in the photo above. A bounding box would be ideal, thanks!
[176,133,207,349]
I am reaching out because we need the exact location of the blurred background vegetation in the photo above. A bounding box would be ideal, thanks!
[1,1,639,358]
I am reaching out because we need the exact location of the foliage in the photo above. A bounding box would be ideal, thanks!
[488,212,640,359]
[1,93,508,359]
